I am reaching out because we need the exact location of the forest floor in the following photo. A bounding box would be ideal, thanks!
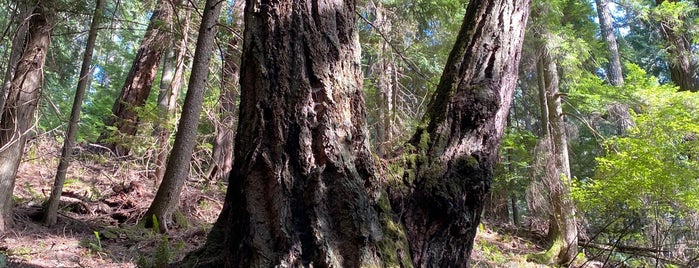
[0,138,596,267]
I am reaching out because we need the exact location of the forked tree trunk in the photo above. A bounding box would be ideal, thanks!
[402,0,530,265]
[99,0,175,155]
[595,0,624,86]
[153,1,190,184]
[141,0,222,232]
[43,0,104,227]
[184,0,531,267]
[181,0,388,266]
[0,1,53,233]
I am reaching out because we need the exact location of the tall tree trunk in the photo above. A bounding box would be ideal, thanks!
[595,0,624,86]
[402,0,530,266]
[98,0,175,155]
[0,0,53,233]
[141,0,222,232]
[373,4,395,158]
[208,36,239,182]
[208,1,244,182]
[153,1,190,184]
[181,0,389,266]
[535,43,578,265]
[655,0,699,92]
[43,0,104,227]
[0,1,31,114]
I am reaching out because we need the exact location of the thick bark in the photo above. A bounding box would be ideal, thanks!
[43,0,104,227]
[142,0,222,232]
[536,44,578,265]
[208,35,239,182]
[99,0,175,155]
[0,2,31,114]
[153,1,190,184]
[595,0,624,86]
[655,0,699,92]
[401,0,530,266]
[0,1,53,233]
[182,0,388,266]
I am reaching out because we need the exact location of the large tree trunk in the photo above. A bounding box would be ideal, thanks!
[141,0,222,233]
[0,1,53,233]
[98,0,175,155]
[655,0,699,92]
[153,1,190,184]
[43,0,104,227]
[401,0,530,266]
[595,0,624,86]
[181,0,389,266]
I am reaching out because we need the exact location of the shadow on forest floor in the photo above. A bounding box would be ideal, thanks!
[0,138,226,267]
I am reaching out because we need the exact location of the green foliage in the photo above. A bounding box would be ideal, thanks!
[575,76,699,214]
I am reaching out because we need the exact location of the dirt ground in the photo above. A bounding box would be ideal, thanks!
[0,139,225,267]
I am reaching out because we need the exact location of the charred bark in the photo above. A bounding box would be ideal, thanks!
[401,0,530,266]
[0,0,53,232]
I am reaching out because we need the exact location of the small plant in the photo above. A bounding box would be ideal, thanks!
[91,231,103,252]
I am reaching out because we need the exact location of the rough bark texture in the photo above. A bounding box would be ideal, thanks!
[181,0,388,266]
[99,0,175,155]
[43,0,104,227]
[0,1,31,114]
[153,1,189,184]
[0,1,53,232]
[209,35,239,182]
[401,0,530,266]
[209,1,244,182]
[142,0,222,232]
[536,44,578,265]
[656,0,698,92]
[595,0,624,86]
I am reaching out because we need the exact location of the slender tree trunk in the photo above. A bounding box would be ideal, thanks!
[0,1,53,233]
[181,0,390,266]
[208,1,244,182]
[535,43,578,265]
[43,0,104,227]
[374,4,395,158]
[98,0,175,155]
[0,2,31,114]
[402,0,530,266]
[153,2,190,184]
[141,0,222,232]
[208,35,239,182]
[595,0,624,86]
[655,0,699,92]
